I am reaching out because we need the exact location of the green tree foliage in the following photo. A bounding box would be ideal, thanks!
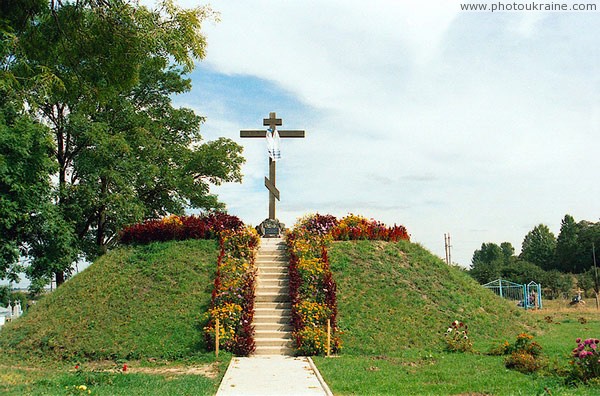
[541,270,573,299]
[470,243,504,283]
[554,215,600,274]
[571,221,600,274]
[470,241,572,299]
[520,224,556,270]
[501,260,546,285]
[554,214,579,272]
[0,285,9,306]
[2,0,244,287]
[0,94,67,282]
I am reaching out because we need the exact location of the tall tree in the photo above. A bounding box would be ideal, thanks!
[5,0,244,287]
[572,221,600,273]
[0,84,66,282]
[470,242,504,283]
[554,214,579,272]
[520,224,556,270]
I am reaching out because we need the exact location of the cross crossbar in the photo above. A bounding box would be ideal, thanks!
[239,112,305,221]
[240,130,305,138]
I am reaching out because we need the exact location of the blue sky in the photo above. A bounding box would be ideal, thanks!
[174,1,599,267]
[4,1,599,289]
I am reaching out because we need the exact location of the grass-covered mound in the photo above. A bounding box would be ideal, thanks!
[0,239,219,361]
[330,240,537,356]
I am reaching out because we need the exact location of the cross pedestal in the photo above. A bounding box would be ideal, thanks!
[240,112,305,237]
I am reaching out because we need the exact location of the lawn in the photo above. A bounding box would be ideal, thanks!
[0,354,231,396]
[314,301,600,395]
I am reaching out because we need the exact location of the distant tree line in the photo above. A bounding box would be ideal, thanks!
[0,0,244,291]
[469,215,600,299]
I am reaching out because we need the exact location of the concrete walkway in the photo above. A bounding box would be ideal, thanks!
[216,356,333,396]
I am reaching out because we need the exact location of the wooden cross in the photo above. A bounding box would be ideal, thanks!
[240,112,305,220]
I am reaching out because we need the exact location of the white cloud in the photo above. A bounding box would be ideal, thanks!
[168,1,600,266]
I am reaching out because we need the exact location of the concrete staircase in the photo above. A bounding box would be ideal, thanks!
[253,238,294,355]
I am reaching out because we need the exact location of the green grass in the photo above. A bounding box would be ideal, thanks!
[0,239,220,361]
[329,240,538,355]
[0,355,232,395]
[0,239,229,395]
[314,240,600,395]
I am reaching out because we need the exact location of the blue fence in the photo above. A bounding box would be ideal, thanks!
[483,279,542,309]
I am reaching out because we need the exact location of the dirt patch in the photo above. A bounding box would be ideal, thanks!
[71,361,221,378]
[129,364,219,378]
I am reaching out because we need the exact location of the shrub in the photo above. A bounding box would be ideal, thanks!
[120,213,244,245]
[444,320,473,353]
[330,214,410,242]
[570,338,600,383]
[293,326,341,356]
[505,351,543,374]
[500,333,545,373]
[295,213,339,236]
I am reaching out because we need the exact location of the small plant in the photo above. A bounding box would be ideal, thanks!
[502,333,544,374]
[65,385,92,395]
[505,350,543,374]
[570,338,600,383]
[443,320,473,353]
[488,340,510,356]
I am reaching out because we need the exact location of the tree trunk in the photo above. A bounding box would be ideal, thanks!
[55,270,65,287]
[96,176,108,255]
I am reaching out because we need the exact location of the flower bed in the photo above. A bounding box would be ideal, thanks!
[331,214,409,242]
[119,213,244,244]
[204,226,260,356]
[287,224,340,356]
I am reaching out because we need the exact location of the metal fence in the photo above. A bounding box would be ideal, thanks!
[483,279,542,309]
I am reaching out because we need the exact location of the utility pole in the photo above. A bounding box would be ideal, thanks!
[593,243,599,310]
[444,233,452,265]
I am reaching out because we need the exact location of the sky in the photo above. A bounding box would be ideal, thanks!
[5,1,599,289]
[173,0,599,267]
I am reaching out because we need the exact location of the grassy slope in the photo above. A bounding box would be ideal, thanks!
[0,239,219,361]
[330,240,537,356]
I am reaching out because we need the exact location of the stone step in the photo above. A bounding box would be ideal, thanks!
[254,338,295,348]
[254,257,289,267]
[258,247,286,252]
[255,302,292,310]
[257,251,288,257]
[258,274,288,283]
[254,323,293,331]
[257,278,289,287]
[254,292,290,302]
[255,330,293,339]
[258,265,288,272]
[256,292,291,303]
[258,271,288,279]
[253,313,291,324]
[254,261,289,268]
[256,285,290,294]
[253,346,294,356]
